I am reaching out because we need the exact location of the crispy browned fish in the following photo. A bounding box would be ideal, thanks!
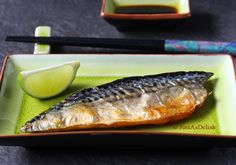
[21,71,213,133]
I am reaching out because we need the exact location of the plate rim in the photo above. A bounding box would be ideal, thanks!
[1,53,236,139]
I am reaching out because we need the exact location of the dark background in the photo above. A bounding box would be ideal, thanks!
[0,0,236,164]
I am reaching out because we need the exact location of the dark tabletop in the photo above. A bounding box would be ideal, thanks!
[1,0,236,164]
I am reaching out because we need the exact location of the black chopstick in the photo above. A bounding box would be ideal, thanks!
[6,36,236,56]
[5,36,165,52]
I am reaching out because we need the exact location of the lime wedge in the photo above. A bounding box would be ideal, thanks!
[18,61,80,99]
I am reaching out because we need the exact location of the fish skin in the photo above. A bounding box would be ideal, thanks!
[21,71,213,133]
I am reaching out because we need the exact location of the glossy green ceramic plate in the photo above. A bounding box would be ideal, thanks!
[0,54,236,147]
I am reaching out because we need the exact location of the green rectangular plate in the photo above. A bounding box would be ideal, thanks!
[1,54,236,145]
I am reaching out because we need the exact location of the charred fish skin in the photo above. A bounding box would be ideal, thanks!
[21,71,213,133]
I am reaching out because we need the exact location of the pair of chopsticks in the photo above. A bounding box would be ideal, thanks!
[5,36,236,56]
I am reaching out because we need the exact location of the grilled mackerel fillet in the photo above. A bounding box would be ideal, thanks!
[21,71,213,133]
